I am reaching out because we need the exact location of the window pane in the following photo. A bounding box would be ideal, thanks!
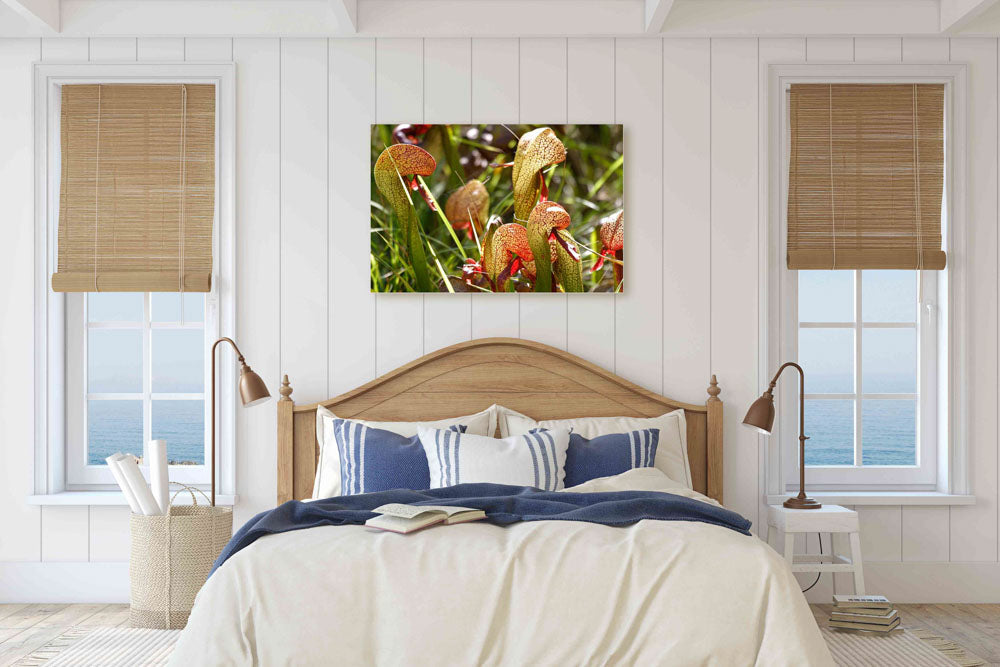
[152,400,205,465]
[88,329,142,392]
[799,328,854,393]
[152,330,204,393]
[152,293,183,322]
[799,271,854,322]
[88,400,142,464]
[862,270,917,323]
[87,293,142,322]
[862,328,916,393]
[184,293,205,323]
[862,399,916,465]
[804,399,854,465]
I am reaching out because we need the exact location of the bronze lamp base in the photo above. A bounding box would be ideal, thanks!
[783,496,822,510]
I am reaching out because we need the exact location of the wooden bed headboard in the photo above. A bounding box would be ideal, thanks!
[277,337,723,505]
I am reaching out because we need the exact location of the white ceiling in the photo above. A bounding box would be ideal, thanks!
[2,0,1000,38]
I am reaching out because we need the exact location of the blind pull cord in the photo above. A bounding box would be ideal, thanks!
[94,85,102,292]
[828,84,837,270]
[912,84,924,272]
[178,85,188,293]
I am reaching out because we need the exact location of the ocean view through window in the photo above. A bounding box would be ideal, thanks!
[798,270,922,467]
[85,292,207,467]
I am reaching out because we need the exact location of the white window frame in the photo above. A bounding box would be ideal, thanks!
[761,63,969,495]
[33,62,236,495]
[65,292,212,487]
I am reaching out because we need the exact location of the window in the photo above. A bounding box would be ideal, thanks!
[32,63,235,498]
[763,63,968,495]
[65,292,213,487]
[790,269,937,486]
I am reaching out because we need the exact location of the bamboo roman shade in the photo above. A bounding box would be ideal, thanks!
[52,84,216,292]
[786,83,946,270]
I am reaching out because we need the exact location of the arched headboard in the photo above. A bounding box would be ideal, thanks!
[277,337,723,504]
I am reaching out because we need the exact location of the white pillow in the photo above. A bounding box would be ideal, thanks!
[497,406,692,489]
[313,405,497,498]
[418,427,571,491]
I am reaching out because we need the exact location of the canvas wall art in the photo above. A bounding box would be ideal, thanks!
[370,124,624,293]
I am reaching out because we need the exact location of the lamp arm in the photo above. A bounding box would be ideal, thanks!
[210,337,243,508]
[768,361,810,502]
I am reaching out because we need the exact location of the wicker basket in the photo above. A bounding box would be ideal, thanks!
[129,486,232,629]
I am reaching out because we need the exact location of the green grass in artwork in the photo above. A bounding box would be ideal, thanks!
[370,124,624,293]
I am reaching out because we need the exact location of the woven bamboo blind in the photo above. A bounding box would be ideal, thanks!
[52,84,216,292]
[787,83,946,270]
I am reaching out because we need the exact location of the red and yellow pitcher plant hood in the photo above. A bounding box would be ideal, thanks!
[374,144,437,292]
[512,127,567,222]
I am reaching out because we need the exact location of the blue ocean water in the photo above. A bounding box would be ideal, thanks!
[88,400,205,465]
[804,399,916,466]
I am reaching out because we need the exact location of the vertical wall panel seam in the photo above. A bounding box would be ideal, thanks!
[613,37,617,374]
[326,38,331,398]
[995,36,999,563]
[565,37,569,349]
[278,38,283,383]
[374,40,378,377]
[469,37,474,341]
[661,37,665,395]
[517,37,521,339]
[708,39,712,377]
[756,36,761,528]
[422,37,426,357]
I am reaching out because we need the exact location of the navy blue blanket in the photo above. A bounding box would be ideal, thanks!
[211,483,751,575]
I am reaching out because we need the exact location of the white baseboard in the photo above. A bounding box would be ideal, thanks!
[0,561,129,603]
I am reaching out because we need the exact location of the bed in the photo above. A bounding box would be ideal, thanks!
[171,338,832,665]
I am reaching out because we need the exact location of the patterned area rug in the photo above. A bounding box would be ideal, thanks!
[15,624,988,666]
[14,627,181,666]
[822,626,987,667]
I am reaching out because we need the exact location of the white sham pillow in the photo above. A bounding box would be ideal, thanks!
[418,427,571,491]
[313,405,497,498]
[497,406,692,489]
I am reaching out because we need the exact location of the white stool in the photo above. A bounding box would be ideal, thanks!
[767,504,865,594]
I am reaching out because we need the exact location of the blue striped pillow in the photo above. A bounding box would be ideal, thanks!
[332,419,465,496]
[562,428,660,487]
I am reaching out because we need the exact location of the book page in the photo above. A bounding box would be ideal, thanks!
[413,505,480,516]
[372,503,443,519]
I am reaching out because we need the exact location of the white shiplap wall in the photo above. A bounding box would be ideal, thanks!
[1,35,999,602]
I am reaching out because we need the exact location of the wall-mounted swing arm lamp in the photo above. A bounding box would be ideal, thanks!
[211,337,271,506]
[743,361,821,510]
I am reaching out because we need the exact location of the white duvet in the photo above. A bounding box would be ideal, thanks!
[171,469,832,666]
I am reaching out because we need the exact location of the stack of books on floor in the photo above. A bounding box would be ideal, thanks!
[829,595,901,634]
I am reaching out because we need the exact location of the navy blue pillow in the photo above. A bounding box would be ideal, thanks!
[333,419,465,495]
[562,428,660,487]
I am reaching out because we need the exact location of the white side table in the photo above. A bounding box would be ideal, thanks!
[767,504,865,594]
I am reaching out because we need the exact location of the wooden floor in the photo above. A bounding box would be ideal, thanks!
[812,603,1000,665]
[0,603,129,667]
[0,603,997,665]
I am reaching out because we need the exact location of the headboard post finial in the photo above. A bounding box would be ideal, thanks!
[707,374,721,401]
[279,374,293,402]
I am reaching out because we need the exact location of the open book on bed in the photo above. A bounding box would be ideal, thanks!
[365,503,486,534]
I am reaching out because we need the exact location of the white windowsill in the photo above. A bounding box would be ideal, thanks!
[766,492,975,506]
[27,492,238,507]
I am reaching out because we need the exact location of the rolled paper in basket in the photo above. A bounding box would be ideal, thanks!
[106,453,142,514]
[149,440,169,515]
[117,454,162,516]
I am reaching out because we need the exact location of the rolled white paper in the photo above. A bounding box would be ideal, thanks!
[117,453,162,516]
[106,453,142,514]
[149,439,170,515]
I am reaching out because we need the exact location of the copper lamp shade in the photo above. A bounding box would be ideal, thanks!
[212,337,271,506]
[745,362,821,510]
[238,363,271,407]
[742,392,776,435]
